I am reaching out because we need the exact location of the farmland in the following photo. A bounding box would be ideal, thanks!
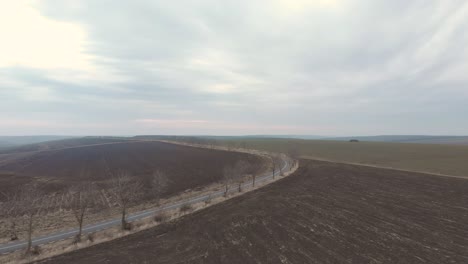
[0,140,269,250]
[215,138,468,177]
[0,137,129,155]
[0,141,266,199]
[40,159,468,264]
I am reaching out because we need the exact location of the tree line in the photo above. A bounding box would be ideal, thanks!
[0,169,169,256]
[0,147,299,257]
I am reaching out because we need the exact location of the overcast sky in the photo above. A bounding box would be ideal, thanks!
[1,0,467,136]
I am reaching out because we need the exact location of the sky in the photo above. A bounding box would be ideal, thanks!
[1,0,467,136]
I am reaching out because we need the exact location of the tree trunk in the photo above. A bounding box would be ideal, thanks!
[77,217,83,242]
[10,220,18,241]
[121,207,126,230]
[26,215,33,254]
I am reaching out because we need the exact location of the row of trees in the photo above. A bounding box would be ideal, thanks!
[222,155,287,197]
[0,148,299,256]
[222,160,253,196]
[0,170,168,255]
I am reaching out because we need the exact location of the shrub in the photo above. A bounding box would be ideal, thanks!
[87,233,95,242]
[179,204,193,213]
[204,196,212,205]
[31,245,41,255]
[153,212,169,223]
[72,234,81,244]
[123,222,133,231]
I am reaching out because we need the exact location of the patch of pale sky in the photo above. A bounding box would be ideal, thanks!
[0,1,92,71]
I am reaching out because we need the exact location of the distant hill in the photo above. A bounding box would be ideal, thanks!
[134,135,325,140]
[0,136,130,155]
[241,135,325,140]
[0,136,75,148]
[322,135,468,145]
[0,141,15,150]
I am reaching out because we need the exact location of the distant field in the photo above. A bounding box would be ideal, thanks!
[403,137,468,145]
[323,135,468,145]
[218,138,468,177]
[40,160,468,264]
[0,137,130,155]
[0,141,265,199]
[0,136,75,149]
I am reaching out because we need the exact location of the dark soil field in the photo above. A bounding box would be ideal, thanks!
[0,141,265,199]
[40,160,468,264]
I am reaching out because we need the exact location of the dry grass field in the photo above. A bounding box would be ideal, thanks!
[219,138,468,177]
[39,159,468,264]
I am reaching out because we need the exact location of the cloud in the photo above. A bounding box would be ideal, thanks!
[1,0,468,135]
[0,1,92,71]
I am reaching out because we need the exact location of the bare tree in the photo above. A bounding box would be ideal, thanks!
[1,191,21,241]
[64,182,99,243]
[276,155,285,176]
[251,173,256,187]
[233,160,250,192]
[271,156,278,178]
[271,155,284,178]
[151,169,168,206]
[17,184,46,255]
[223,165,234,197]
[109,172,143,230]
[288,146,300,167]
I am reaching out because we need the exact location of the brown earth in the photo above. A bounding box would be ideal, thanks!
[218,138,468,177]
[39,159,468,264]
[0,141,265,200]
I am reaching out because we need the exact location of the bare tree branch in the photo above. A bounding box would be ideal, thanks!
[272,155,284,178]
[288,146,300,167]
[1,190,21,241]
[223,165,234,197]
[109,172,143,230]
[64,181,100,243]
[151,169,168,206]
[17,184,46,255]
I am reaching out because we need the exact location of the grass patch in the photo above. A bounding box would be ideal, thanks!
[217,138,468,177]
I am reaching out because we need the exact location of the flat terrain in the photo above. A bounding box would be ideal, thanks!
[0,137,128,155]
[219,138,468,177]
[40,160,468,264]
[0,141,265,199]
[0,136,75,150]
[323,135,468,145]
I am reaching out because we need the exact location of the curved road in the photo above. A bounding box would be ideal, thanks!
[0,154,293,255]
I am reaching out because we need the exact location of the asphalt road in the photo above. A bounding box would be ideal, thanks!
[0,155,292,255]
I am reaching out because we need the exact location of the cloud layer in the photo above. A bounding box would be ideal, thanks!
[1,0,468,135]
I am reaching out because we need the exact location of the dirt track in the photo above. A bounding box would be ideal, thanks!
[39,159,468,264]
